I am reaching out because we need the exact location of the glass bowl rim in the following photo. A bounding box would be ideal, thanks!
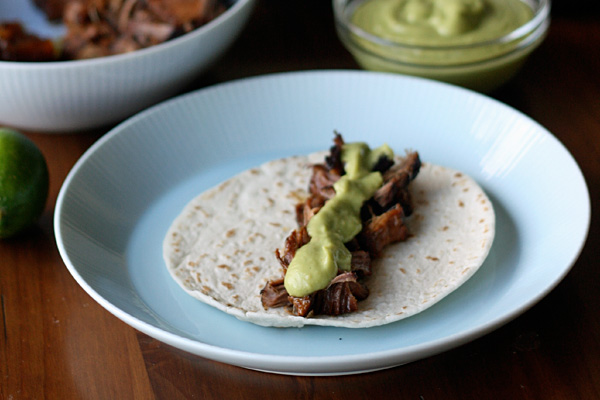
[332,0,552,52]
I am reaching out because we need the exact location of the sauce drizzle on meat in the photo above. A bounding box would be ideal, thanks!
[261,133,421,317]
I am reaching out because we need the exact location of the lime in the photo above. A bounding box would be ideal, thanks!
[0,128,49,238]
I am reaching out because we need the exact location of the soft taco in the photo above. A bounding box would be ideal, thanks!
[163,134,495,328]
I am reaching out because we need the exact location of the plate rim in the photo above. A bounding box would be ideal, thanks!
[54,70,591,375]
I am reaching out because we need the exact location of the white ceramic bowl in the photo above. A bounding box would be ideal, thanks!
[0,0,255,133]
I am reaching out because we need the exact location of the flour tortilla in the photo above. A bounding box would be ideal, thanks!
[163,151,495,328]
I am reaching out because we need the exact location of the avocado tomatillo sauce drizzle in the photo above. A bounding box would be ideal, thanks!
[283,142,394,297]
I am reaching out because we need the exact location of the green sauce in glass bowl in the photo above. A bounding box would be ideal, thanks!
[333,0,551,92]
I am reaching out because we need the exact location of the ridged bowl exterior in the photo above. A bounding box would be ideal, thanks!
[0,0,255,132]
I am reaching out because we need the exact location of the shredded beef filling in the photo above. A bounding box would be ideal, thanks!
[0,23,56,62]
[261,133,421,317]
[1,0,227,61]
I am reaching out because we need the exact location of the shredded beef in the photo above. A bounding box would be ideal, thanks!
[372,154,395,174]
[283,272,369,317]
[373,151,421,215]
[34,0,67,20]
[350,250,372,277]
[308,132,346,200]
[295,194,326,226]
[260,278,289,309]
[274,226,309,271]
[384,151,421,182]
[311,272,369,316]
[324,132,345,174]
[373,174,409,211]
[290,296,313,317]
[309,164,341,200]
[146,0,225,29]
[0,23,56,62]
[3,0,227,61]
[359,204,409,258]
[261,134,420,318]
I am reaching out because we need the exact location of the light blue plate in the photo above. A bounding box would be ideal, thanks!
[55,70,590,375]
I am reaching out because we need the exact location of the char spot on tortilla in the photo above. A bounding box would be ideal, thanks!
[228,195,239,207]
[287,190,305,201]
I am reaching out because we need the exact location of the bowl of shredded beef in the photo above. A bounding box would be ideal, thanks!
[0,0,255,132]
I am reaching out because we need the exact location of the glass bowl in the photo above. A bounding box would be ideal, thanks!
[333,0,551,92]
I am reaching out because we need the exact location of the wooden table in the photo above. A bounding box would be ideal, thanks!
[2,1,599,398]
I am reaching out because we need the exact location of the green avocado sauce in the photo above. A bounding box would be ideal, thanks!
[283,142,394,297]
[345,0,537,91]
[351,0,534,47]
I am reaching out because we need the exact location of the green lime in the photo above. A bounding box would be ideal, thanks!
[0,128,49,238]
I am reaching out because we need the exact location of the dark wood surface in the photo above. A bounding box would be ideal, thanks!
[2,1,599,398]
